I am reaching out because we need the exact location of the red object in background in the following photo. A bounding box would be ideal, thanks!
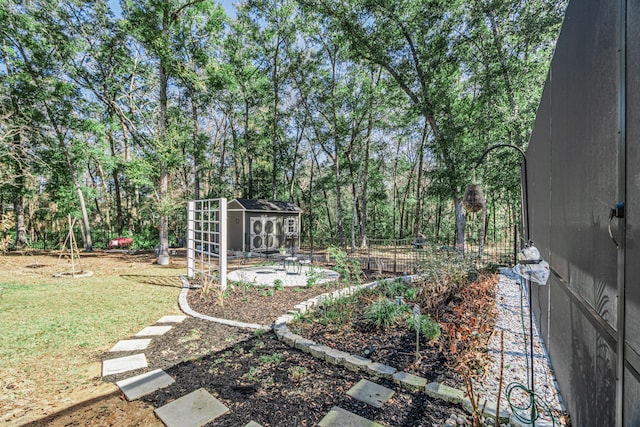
[108,237,133,249]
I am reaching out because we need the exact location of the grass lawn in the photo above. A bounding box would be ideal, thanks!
[0,252,184,424]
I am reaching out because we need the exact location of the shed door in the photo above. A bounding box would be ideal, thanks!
[250,216,278,251]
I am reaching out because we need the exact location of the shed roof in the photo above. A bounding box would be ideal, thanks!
[228,198,302,213]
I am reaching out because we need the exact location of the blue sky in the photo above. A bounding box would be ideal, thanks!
[108,0,237,19]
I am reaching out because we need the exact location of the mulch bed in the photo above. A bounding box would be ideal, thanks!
[187,284,337,326]
[105,318,463,426]
[102,271,497,426]
[186,270,397,325]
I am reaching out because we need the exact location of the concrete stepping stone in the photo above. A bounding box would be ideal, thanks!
[347,379,395,408]
[318,406,385,427]
[116,369,175,401]
[244,422,264,427]
[110,339,152,352]
[102,354,148,376]
[157,315,187,323]
[135,325,173,336]
[154,387,229,427]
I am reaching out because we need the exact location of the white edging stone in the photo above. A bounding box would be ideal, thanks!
[178,276,271,330]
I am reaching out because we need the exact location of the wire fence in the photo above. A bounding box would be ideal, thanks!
[298,226,517,274]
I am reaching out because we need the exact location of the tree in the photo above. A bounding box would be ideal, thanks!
[124,0,216,264]
[1,0,96,251]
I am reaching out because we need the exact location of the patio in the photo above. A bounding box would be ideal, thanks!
[227,263,340,287]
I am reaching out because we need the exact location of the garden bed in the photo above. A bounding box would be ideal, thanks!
[189,267,499,393]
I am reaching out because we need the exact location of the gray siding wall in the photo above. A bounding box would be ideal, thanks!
[527,0,640,425]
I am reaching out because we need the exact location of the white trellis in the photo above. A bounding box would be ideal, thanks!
[187,198,227,290]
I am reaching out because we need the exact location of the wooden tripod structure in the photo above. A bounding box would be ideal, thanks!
[59,214,83,277]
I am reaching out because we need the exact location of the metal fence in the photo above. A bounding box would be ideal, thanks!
[298,229,516,274]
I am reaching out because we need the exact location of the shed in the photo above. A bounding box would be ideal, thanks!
[227,199,302,254]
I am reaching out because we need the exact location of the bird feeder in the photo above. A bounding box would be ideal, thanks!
[463,183,486,213]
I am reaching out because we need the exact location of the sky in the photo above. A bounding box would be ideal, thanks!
[108,0,237,19]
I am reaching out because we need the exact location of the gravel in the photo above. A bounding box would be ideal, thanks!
[472,269,567,425]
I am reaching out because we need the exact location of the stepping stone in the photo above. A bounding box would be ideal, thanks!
[244,422,264,427]
[154,388,229,427]
[347,379,395,408]
[318,406,385,427]
[110,339,152,352]
[135,325,173,336]
[102,354,148,376]
[116,369,175,401]
[157,315,187,323]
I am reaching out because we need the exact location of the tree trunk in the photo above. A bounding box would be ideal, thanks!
[478,205,487,258]
[75,174,93,251]
[14,193,27,249]
[435,201,442,242]
[413,123,428,237]
[271,40,280,200]
[244,98,254,199]
[455,198,465,253]
[12,132,28,249]
[359,114,371,248]
[350,181,357,252]
[192,93,201,200]
[156,56,170,265]
[107,127,125,236]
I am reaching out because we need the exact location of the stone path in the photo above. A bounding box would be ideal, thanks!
[101,314,268,426]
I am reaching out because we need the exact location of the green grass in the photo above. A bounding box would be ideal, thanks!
[0,265,181,391]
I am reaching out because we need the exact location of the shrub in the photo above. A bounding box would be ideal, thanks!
[363,297,404,329]
[0,212,14,253]
[378,279,408,299]
[318,295,356,326]
[327,246,361,284]
[273,279,284,291]
[406,313,441,341]
[305,268,322,288]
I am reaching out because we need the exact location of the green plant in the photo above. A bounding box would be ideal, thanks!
[292,311,306,322]
[254,328,265,338]
[260,288,274,297]
[319,294,357,326]
[273,279,284,291]
[246,366,259,382]
[258,353,283,364]
[406,313,441,341]
[236,280,253,295]
[305,267,322,288]
[363,297,403,329]
[404,287,418,301]
[377,279,408,299]
[327,246,361,284]
[287,365,307,381]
